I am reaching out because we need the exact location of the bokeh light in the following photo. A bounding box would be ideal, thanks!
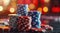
[0,6,3,11]
[52,7,59,13]
[43,7,48,13]
[3,0,10,6]
[10,8,15,13]
[37,7,42,12]
[44,0,50,3]
[28,3,35,10]
[54,18,59,22]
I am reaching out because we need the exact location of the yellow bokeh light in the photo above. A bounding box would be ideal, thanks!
[37,7,42,12]
[3,0,10,6]
[29,4,35,9]
[43,7,48,12]
[10,8,15,13]
[0,6,3,11]
[44,0,50,3]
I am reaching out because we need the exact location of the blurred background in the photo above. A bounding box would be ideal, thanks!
[0,0,60,17]
[0,0,60,33]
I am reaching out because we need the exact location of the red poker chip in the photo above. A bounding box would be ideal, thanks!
[17,16,31,31]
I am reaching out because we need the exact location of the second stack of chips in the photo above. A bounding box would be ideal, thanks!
[17,16,31,31]
[9,15,18,29]
[28,11,41,28]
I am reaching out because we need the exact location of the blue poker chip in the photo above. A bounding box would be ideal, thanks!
[32,20,41,28]
[17,4,28,16]
[28,11,41,19]
[28,11,41,28]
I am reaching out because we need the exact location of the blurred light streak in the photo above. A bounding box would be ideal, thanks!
[44,0,50,3]
[52,7,59,13]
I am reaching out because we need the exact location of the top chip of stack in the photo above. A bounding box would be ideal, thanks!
[28,11,41,19]
[17,4,28,16]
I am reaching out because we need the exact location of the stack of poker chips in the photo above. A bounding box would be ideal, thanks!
[17,16,31,31]
[17,4,28,16]
[9,14,18,29]
[28,11,41,28]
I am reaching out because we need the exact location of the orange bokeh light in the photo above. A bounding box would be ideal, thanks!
[37,7,42,12]
[43,7,48,13]
[29,3,35,10]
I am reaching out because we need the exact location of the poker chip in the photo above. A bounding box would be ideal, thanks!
[17,16,31,31]
[28,11,41,19]
[17,4,28,16]
[28,11,41,28]
[9,16,18,29]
